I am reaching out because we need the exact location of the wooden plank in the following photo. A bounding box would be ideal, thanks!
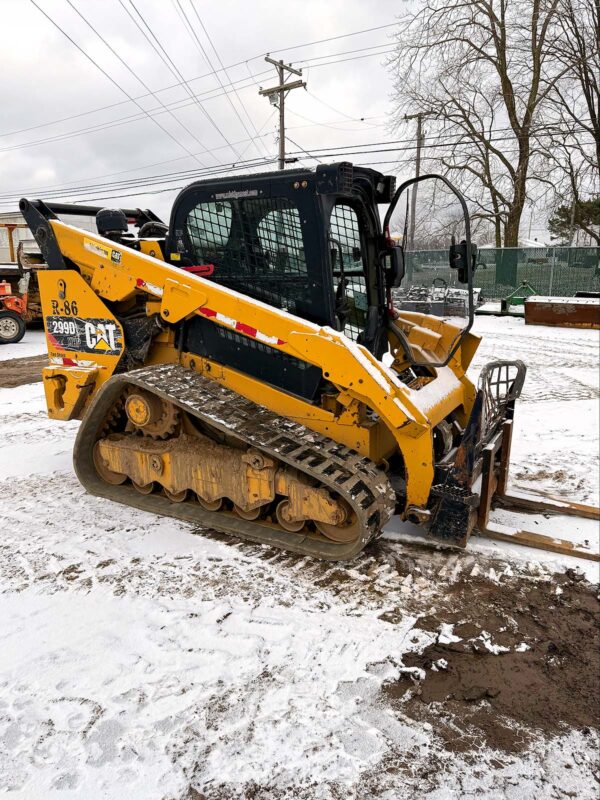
[496,491,600,521]
[497,419,513,496]
[478,523,600,563]
[477,444,496,530]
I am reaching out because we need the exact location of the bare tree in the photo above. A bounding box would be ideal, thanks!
[551,0,599,170]
[392,183,496,248]
[389,0,567,246]
[541,0,600,241]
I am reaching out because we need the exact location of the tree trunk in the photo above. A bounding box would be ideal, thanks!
[504,150,529,247]
[504,210,522,247]
[494,218,502,248]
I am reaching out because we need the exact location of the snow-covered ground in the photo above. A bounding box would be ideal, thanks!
[0,317,598,799]
[0,328,46,361]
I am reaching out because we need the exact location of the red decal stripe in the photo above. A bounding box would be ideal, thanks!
[197,306,286,346]
[235,321,257,338]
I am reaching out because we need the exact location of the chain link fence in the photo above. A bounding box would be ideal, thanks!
[405,246,600,299]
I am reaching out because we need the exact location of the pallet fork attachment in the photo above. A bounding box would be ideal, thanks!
[429,360,599,563]
[476,418,600,563]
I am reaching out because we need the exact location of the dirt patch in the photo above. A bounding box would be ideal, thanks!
[384,570,600,753]
[0,354,46,388]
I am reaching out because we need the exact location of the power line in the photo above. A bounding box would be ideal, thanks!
[0,44,394,154]
[2,138,593,210]
[14,156,281,207]
[190,1,272,160]
[2,147,272,202]
[172,0,266,159]
[0,111,360,199]
[302,48,396,69]
[4,31,583,159]
[284,133,595,164]
[286,107,382,131]
[303,42,392,72]
[1,123,593,204]
[0,27,397,140]
[0,114,279,199]
[2,125,594,209]
[64,0,208,168]
[121,0,239,161]
[0,74,269,154]
[306,88,382,125]
[27,0,216,165]
[264,21,400,56]
[285,135,322,164]
[280,122,594,154]
[0,42,392,153]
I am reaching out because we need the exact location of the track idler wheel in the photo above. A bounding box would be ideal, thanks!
[132,480,154,495]
[164,488,188,503]
[233,504,262,521]
[275,500,305,533]
[196,495,223,512]
[93,441,127,485]
[314,500,360,543]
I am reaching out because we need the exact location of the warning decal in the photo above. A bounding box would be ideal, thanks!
[83,238,111,259]
[45,315,123,356]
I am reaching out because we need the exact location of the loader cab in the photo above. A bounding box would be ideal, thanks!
[166,163,395,400]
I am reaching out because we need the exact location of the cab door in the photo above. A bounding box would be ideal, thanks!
[328,197,388,358]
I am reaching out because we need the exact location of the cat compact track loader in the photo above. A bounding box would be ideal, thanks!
[20,163,598,562]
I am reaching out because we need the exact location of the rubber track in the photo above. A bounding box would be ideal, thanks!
[74,363,397,560]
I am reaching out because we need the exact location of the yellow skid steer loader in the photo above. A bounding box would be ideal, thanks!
[20,163,599,561]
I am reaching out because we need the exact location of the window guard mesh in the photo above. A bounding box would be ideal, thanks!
[330,204,368,341]
[186,197,310,315]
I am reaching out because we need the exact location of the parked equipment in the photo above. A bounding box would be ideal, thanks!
[0,280,27,344]
[524,294,600,329]
[394,279,482,317]
[475,280,537,317]
[20,164,599,561]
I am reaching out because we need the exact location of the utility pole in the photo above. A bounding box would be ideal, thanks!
[404,112,425,250]
[259,56,306,170]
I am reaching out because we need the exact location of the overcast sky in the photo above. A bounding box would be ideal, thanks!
[1,0,412,220]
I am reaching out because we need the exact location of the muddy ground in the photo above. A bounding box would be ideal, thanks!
[0,354,46,388]
[378,552,599,756]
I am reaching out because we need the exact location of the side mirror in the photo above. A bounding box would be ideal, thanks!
[384,243,405,288]
[449,239,478,283]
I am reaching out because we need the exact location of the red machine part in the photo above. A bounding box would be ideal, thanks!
[2,295,27,315]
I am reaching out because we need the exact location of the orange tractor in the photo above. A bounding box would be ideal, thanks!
[0,279,27,344]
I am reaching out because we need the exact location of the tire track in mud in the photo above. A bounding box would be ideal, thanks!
[0,354,46,388]
[0,459,592,612]
[471,329,599,403]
